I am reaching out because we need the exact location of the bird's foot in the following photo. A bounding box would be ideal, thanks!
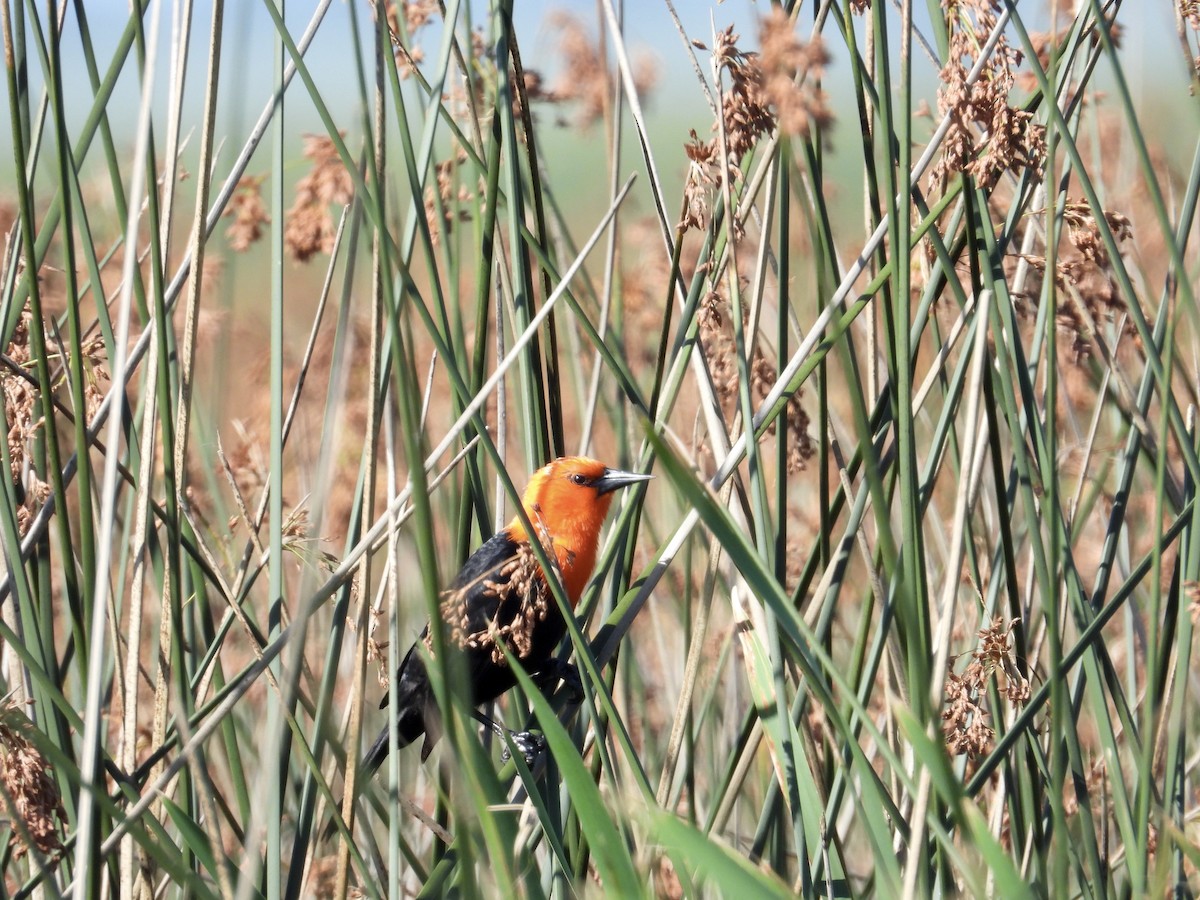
[534,659,584,704]
[473,710,546,765]
[500,729,546,766]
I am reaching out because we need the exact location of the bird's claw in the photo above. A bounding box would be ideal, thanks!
[501,730,546,765]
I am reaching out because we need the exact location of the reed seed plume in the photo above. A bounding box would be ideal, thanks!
[0,698,65,860]
[934,0,1046,190]
[681,17,830,236]
[284,133,355,262]
[224,176,271,253]
[2,308,49,536]
[378,0,440,77]
[942,617,1029,760]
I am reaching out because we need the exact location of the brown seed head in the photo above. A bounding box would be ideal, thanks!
[933,0,1046,190]
[223,175,270,252]
[284,134,354,263]
[0,699,66,859]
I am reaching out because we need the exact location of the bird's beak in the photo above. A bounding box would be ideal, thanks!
[595,467,653,496]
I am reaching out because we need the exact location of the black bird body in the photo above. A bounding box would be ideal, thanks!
[334,457,651,835]
[361,531,570,772]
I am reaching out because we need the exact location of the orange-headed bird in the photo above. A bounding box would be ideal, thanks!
[361,456,650,773]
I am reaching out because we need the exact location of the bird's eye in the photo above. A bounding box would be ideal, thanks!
[569,473,588,486]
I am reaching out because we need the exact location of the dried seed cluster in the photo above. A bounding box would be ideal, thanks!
[711,25,777,167]
[546,12,608,126]
[757,10,831,143]
[2,310,57,536]
[681,17,830,235]
[681,132,721,234]
[1183,0,1200,77]
[223,176,270,253]
[1061,757,1106,818]
[1182,0,1200,31]
[433,542,553,666]
[1016,18,1123,95]
[380,0,440,77]
[3,301,109,537]
[617,217,675,368]
[284,134,354,263]
[699,290,814,473]
[934,0,1046,190]
[0,698,65,860]
[540,12,657,129]
[362,602,391,691]
[1062,201,1132,270]
[1016,200,1134,361]
[942,617,1030,759]
[424,145,475,248]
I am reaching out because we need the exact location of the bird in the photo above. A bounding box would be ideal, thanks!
[359,456,650,776]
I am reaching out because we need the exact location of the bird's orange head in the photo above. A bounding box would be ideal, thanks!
[506,456,650,604]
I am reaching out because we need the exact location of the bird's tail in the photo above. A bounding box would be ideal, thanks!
[321,711,427,843]
[359,720,404,780]
[362,706,430,774]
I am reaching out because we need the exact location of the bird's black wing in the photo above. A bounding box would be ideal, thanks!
[370,530,567,764]
[378,531,522,709]
[445,531,523,594]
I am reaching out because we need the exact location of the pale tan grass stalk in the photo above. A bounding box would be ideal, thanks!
[72,0,166,891]
[118,352,160,898]
[903,285,997,897]
[173,0,225,522]
[334,79,387,897]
